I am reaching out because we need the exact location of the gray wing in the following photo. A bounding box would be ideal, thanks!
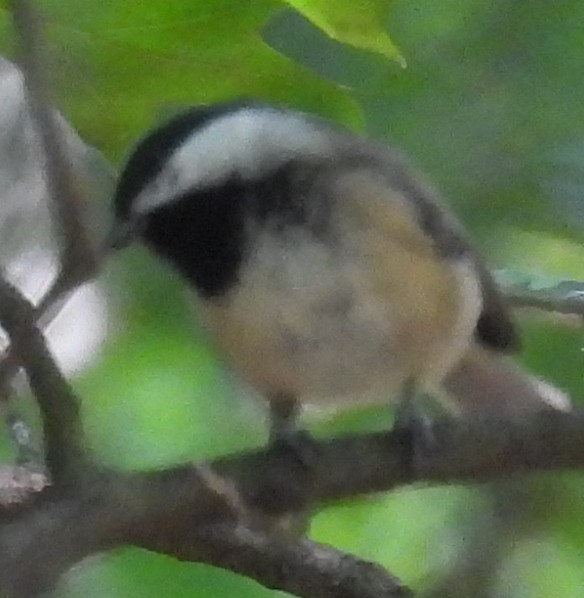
[373,145,520,353]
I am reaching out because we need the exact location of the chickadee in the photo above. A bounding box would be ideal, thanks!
[110,100,569,441]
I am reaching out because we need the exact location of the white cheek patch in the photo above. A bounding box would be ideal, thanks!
[133,109,330,215]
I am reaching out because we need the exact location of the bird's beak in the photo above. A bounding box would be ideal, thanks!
[106,218,142,251]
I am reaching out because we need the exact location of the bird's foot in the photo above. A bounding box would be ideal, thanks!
[392,381,435,478]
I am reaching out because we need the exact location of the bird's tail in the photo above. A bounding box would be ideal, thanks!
[440,346,571,416]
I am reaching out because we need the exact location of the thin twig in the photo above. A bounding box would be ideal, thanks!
[0,276,86,484]
[497,272,584,317]
[1,0,102,465]
[9,0,98,285]
[5,0,101,379]
[3,0,102,395]
[0,285,76,396]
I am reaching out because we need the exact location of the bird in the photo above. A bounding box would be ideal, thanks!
[109,100,570,444]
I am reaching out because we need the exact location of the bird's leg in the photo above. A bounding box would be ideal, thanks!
[269,395,317,470]
[393,378,433,477]
[265,394,319,538]
[267,394,320,484]
[393,378,419,431]
[268,394,300,446]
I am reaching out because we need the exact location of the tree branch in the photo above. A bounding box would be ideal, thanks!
[1,406,583,596]
[179,525,413,598]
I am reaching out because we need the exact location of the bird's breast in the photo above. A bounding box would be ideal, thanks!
[200,198,482,406]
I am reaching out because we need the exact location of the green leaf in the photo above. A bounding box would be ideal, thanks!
[0,0,363,158]
[283,0,404,65]
[60,548,276,598]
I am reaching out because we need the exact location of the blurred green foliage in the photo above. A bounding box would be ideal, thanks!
[2,0,584,596]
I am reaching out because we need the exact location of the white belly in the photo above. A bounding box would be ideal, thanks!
[201,227,482,407]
